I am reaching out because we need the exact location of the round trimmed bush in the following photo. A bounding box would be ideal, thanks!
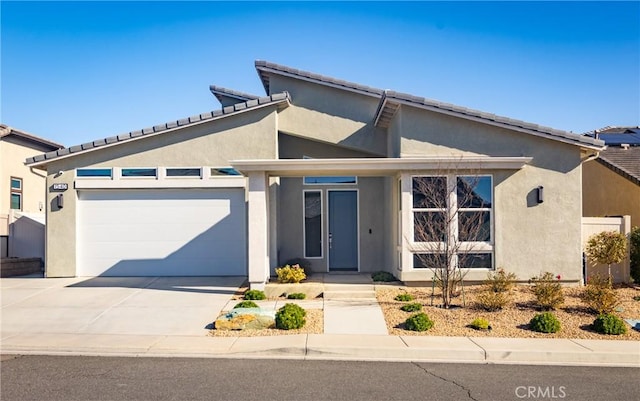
[405,313,434,332]
[470,317,490,331]
[592,314,627,335]
[244,289,266,300]
[275,303,307,330]
[529,312,561,333]
[233,300,259,309]
[395,293,414,302]
[287,292,306,300]
[400,302,422,312]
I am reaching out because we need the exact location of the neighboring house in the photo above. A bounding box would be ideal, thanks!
[583,126,640,228]
[25,61,604,288]
[0,124,64,258]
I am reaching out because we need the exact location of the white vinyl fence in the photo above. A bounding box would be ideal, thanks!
[582,216,631,283]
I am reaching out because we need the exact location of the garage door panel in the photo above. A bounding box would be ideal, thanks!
[77,189,246,277]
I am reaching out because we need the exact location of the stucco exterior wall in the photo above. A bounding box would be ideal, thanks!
[0,138,51,234]
[583,160,640,227]
[43,108,279,277]
[269,75,388,156]
[397,106,585,282]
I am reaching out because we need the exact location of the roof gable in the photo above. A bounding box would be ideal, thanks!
[254,61,604,152]
[26,92,290,167]
[209,85,259,107]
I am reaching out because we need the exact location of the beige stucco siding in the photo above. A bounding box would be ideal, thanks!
[0,139,51,234]
[44,108,278,277]
[397,106,585,282]
[269,75,387,156]
[583,160,640,227]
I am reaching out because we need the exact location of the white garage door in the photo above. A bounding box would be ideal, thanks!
[77,189,246,276]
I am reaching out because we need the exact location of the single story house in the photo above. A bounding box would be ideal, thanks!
[26,61,604,288]
[583,126,640,228]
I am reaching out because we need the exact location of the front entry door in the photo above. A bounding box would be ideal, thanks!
[328,190,358,271]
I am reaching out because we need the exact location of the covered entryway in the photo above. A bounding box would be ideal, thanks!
[76,189,246,277]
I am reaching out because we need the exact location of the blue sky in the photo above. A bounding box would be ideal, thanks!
[2,1,639,146]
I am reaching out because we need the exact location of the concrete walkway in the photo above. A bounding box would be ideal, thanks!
[1,275,639,367]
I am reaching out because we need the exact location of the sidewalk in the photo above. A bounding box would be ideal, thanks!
[1,275,639,367]
[2,332,638,367]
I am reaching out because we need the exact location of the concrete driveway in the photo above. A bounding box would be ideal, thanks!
[1,276,244,340]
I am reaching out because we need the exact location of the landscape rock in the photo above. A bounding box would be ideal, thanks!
[214,308,275,331]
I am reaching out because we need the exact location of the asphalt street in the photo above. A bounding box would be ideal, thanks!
[1,355,638,401]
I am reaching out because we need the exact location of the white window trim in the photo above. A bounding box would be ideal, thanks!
[303,189,323,259]
[410,174,494,270]
[75,168,114,179]
[10,177,23,210]
[165,167,203,179]
[120,167,158,179]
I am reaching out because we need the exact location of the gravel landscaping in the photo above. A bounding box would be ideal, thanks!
[209,309,323,337]
[376,284,640,340]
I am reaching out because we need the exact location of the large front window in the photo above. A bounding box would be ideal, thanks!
[412,175,493,269]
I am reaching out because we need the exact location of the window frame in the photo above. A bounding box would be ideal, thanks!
[165,167,202,178]
[10,177,22,211]
[302,156,357,185]
[120,167,158,178]
[76,168,113,178]
[411,174,494,270]
[303,189,323,259]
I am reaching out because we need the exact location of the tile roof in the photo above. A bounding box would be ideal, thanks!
[255,60,384,97]
[209,85,259,103]
[255,60,603,151]
[0,124,64,150]
[597,146,640,186]
[377,90,604,150]
[25,92,291,166]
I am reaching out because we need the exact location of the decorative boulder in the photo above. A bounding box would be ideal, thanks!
[214,308,275,330]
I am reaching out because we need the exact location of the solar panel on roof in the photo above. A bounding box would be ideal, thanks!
[598,133,640,145]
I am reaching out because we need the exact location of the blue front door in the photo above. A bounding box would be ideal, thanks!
[328,190,358,271]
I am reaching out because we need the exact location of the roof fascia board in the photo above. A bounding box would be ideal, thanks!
[26,98,289,168]
[373,94,388,127]
[389,97,604,151]
[256,65,382,99]
[1,128,64,150]
[232,156,532,176]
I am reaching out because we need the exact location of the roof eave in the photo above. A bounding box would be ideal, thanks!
[26,94,291,168]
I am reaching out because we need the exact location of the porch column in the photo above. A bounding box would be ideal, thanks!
[247,171,269,290]
[400,173,414,273]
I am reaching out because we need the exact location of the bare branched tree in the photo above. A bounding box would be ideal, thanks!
[411,170,491,308]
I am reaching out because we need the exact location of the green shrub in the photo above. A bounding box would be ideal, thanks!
[529,312,561,333]
[582,274,620,314]
[233,300,259,309]
[275,303,306,330]
[592,313,627,335]
[371,271,397,282]
[631,226,640,283]
[244,289,266,300]
[287,292,306,300]
[530,272,564,310]
[470,317,490,330]
[394,293,414,302]
[400,302,422,312]
[405,313,434,332]
[275,264,307,283]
